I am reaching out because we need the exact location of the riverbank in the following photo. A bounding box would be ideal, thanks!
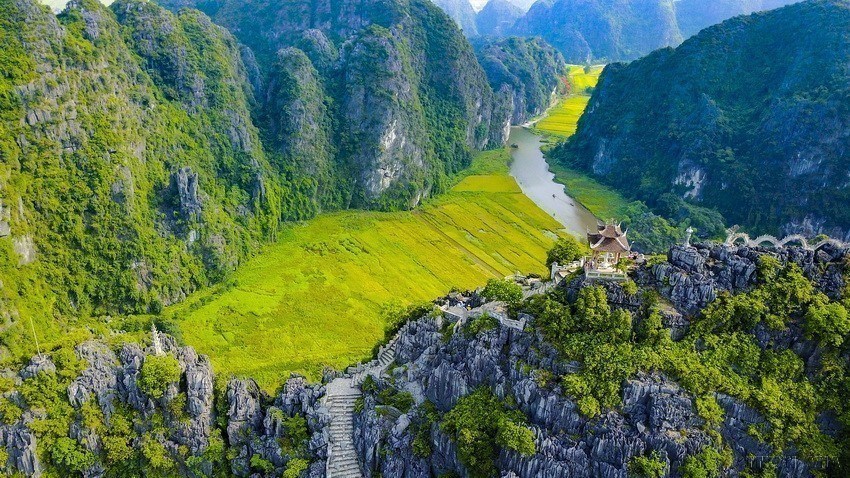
[167,149,563,390]
[508,127,598,236]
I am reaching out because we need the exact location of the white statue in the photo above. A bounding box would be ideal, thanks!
[151,323,164,356]
[684,227,695,247]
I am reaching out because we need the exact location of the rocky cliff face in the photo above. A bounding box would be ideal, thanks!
[510,0,682,63]
[0,0,283,358]
[475,0,523,37]
[158,0,510,209]
[553,0,850,239]
[350,241,849,477]
[0,332,330,477]
[474,37,566,127]
[432,0,479,36]
[507,0,801,62]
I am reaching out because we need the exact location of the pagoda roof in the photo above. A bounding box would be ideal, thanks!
[588,221,630,252]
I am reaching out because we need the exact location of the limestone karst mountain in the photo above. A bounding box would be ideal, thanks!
[554,0,850,238]
[475,0,524,36]
[509,0,801,62]
[0,0,546,357]
[431,0,480,35]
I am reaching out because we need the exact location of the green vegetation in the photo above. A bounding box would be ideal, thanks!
[554,0,850,235]
[474,37,566,126]
[167,149,563,390]
[480,278,523,307]
[628,451,666,478]
[138,354,182,400]
[441,388,535,478]
[545,235,587,267]
[463,313,500,338]
[534,65,603,138]
[525,247,850,468]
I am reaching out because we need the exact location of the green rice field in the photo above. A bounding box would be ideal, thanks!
[535,65,605,138]
[167,150,564,390]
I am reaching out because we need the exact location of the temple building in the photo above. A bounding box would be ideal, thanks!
[587,221,630,270]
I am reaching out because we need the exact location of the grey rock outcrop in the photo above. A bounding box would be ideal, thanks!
[640,243,848,314]
[353,317,728,477]
[172,167,203,220]
[1,333,328,477]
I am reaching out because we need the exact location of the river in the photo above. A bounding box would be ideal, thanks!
[508,126,598,237]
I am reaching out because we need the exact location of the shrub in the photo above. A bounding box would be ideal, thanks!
[495,418,535,457]
[681,447,732,478]
[629,451,666,478]
[250,454,276,473]
[546,235,586,267]
[283,458,309,478]
[52,437,95,473]
[138,355,182,399]
[441,389,535,477]
[464,313,500,337]
[481,279,523,306]
[804,298,850,347]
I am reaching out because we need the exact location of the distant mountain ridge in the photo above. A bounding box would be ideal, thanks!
[474,0,802,62]
[554,0,850,238]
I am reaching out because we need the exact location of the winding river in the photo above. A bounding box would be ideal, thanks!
[508,126,598,237]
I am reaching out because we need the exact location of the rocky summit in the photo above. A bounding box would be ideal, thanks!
[350,241,850,477]
[2,241,848,476]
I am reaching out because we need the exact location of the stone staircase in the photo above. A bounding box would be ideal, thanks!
[324,340,398,478]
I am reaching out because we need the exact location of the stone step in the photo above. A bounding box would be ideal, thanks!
[332,463,362,473]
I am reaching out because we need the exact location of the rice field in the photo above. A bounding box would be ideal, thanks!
[534,65,605,138]
[167,150,564,390]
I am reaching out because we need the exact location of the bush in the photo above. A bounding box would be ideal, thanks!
[283,458,309,478]
[441,389,536,477]
[804,298,850,347]
[546,235,586,267]
[52,437,95,473]
[251,454,276,473]
[464,313,500,337]
[138,355,182,399]
[481,279,523,306]
[629,451,666,478]
[681,447,732,478]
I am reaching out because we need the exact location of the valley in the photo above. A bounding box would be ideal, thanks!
[167,64,611,391]
[167,149,567,390]
[533,65,604,138]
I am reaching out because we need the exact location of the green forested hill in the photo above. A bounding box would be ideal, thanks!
[0,0,527,362]
[554,0,850,238]
[0,0,282,358]
[158,0,509,210]
[474,36,566,125]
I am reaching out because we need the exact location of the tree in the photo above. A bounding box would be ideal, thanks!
[636,308,670,346]
[441,389,536,477]
[805,297,850,347]
[546,235,586,268]
[573,286,611,331]
[629,451,666,478]
[138,355,182,399]
[481,279,523,306]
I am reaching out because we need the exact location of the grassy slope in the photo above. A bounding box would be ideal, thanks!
[167,150,563,390]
